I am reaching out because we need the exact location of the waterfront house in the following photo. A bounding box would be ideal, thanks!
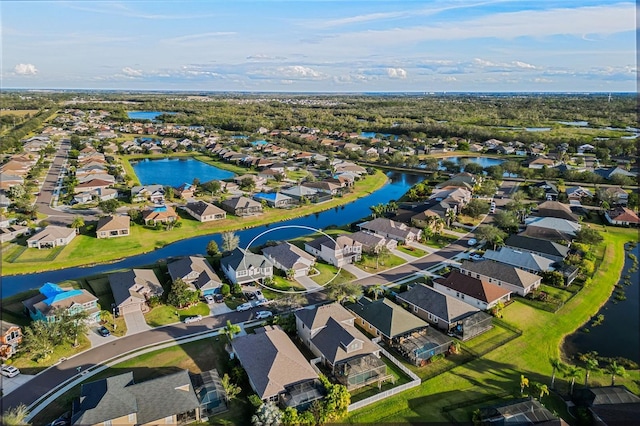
[220,248,273,285]
[483,247,556,274]
[23,282,100,323]
[253,192,294,208]
[458,260,542,296]
[605,207,640,226]
[0,321,22,360]
[27,225,76,249]
[175,183,196,199]
[357,218,422,244]
[0,224,28,243]
[142,205,178,225]
[304,235,362,267]
[433,271,512,310]
[521,217,581,241]
[348,230,397,254]
[504,235,569,263]
[184,200,227,222]
[168,256,223,296]
[131,184,165,203]
[572,386,640,426]
[262,242,316,278]
[221,196,263,216]
[231,325,324,410]
[96,215,131,239]
[478,398,566,425]
[108,269,164,315]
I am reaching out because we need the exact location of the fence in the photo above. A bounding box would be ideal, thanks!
[347,347,420,412]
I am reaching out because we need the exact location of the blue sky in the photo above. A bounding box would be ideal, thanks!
[2,1,636,92]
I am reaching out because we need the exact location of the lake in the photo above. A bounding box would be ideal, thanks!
[360,132,398,140]
[127,111,176,121]
[563,243,640,363]
[1,171,422,297]
[131,158,235,187]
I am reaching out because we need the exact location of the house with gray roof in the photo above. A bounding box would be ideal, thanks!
[348,230,397,254]
[108,269,164,315]
[295,303,385,390]
[220,248,273,285]
[71,370,204,426]
[253,191,294,208]
[504,235,570,263]
[131,184,165,203]
[221,196,263,216]
[280,184,319,201]
[168,256,223,296]
[535,200,579,222]
[458,260,542,296]
[27,225,76,249]
[478,397,567,426]
[262,242,315,278]
[231,325,324,409]
[184,200,226,222]
[522,216,581,241]
[357,218,422,244]
[304,234,362,267]
[483,246,555,274]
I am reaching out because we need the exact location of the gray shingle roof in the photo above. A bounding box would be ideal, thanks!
[344,297,428,338]
[108,269,164,307]
[536,200,579,222]
[483,247,555,272]
[295,303,355,331]
[311,317,380,365]
[504,235,570,259]
[397,283,479,323]
[222,196,262,210]
[262,242,315,270]
[185,200,226,217]
[167,256,222,290]
[72,372,137,425]
[459,260,541,289]
[220,248,272,272]
[358,218,421,241]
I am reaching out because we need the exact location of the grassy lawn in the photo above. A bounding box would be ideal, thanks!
[355,252,405,274]
[350,355,414,402]
[9,245,65,263]
[144,302,211,327]
[456,214,484,227]
[345,227,639,424]
[224,294,249,310]
[422,234,458,249]
[10,335,91,375]
[3,170,387,275]
[287,169,309,181]
[311,262,357,286]
[267,275,306,292]
[396,245,427,258]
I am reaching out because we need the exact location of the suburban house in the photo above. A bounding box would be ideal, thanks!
[131,184,165,203]
[22,282,100,323]
[535,200,579,222]
[572,386,640,426]
[429,187,472,211]
[598,186,629,206]
[220,248,273,285]
[168,256,223,296]
[483,247,556,274]
[252,192,294,208]
[522,217,581,241]
[478,398,567,425]
[344,297,452,366]
[96,215,131,239]
[280,185,319,202]
[295,303,386,390]
[358,218,422,244]
[108,269,164,315]
[532,180,559,201]
[566,186,594,203]
[348,230,397,254]
[174,182,196,199]
[231,325,325,410]
[605,207,640,226]
[262,242,316,278]
[434,173,477,190]
[458,260,542,296]
[27,225,76,249]
[433,271,512,310]
[221,196,263,216]
[527,157,557,169]
[0,224,28,243]
[71,369,222,426]
[142,205,178,225]
[304,235,362,267]
[504,235,570,263]
[0,321,22,360]
[184,200,227,222]
[594,166,637,181]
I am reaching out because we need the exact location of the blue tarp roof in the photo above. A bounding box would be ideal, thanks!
[40,283,83,306]
[253,192,276,201]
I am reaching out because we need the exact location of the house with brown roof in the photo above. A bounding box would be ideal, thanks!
[358,218,422,244]
[0,321,22,360]
[598,186,630,206]
[433,271,512,310]
[142,205,178,225]
[27,225,76,249]
[221,196,263,216]
[535,201,579,222]
[96,215,130,239]
[168,256,223,296]
[184,200,227,222]
[605,207,640,226]
[108,269,164,315]
[458,260,542,296]
[231,325,324,410]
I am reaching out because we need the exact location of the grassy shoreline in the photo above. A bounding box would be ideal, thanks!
[2,169,388,276]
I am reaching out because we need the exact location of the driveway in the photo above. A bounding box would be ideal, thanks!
[295,275,324,291]
[0,373,35,396]
[210,303,233,316]
[407,241,438,253]
[87,326,118,347]
[341,263,371,280]
[123,310,152,335]
[391,248,418,262]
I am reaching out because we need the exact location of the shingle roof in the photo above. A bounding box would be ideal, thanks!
[344,297,428,338]
[222,196,262,210]
[262,242,315,270]
[72,372,137,425]
[295,303,355,331]
[536,201,579,222]
[167,256,222,290]
[311,317,380,365]
[96,215,130,232]
[348,231,385,249]
[358,218,421,240]
[524,217,581,236]
[108,269,164,306]
[397,283,479,323]
[27,225,75,244]
[459,260,541,289]
[305,234,360,252]
[220,248,272,272]
[483,247,555,272]
[608,207,640,224]
[185,200,226,217]
[504,235,570,259]
[232,325,319,400]
[435,271,512,303]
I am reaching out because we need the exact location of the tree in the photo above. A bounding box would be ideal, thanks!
[167,278,199,308]
[206,240,220,256]
[532,382,549,402]
[128,208,141,224]
[564,365,581,395]
[580,352,599,387]
[164,186,174,200]
[240,177,256,192]
[319,374,350,422]
[220,284,231,296]
[271,293,306,311]
[446,208,457,227]
[575,227,604,245]
[22,320,55,362]
[475,225,507,249]
[542,271,565,287]
[462,199,490,218]
[220,373,242,404]
[607,360,626,386]
[549,358,565,389]
[375,246,391,269]
[520,374,529,395]
[327,281,362,304]
[224,320,241,340]
[369,284,385,300]
[98,199,120,214]
[251,401,282,426]
[0,404,30,426]
[493,211,519,233]
[221,231,240,253]
[71,215,85,234]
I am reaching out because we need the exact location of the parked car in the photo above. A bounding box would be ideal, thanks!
[255,311,273,320]
[470,254,483,261]
[97,326,111,337]
[214,294,224,303]
[183,315,203,324]
[204,294,215,304]
[1,364,20,378]
[467,238,477,246]
[236,302,253,312]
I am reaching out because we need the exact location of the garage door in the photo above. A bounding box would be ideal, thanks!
[119,303,142,315]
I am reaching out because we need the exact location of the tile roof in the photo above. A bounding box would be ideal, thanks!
[397,283,480,323]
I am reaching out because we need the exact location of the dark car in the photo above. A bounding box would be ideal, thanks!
[214,294,224,303]
[97,326,111,337]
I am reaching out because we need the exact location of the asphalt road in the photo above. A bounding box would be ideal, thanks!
[34,139,73,224]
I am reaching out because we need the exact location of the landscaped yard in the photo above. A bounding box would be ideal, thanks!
[421,234,458,249]
[355,252,405,273]
[396,245,427,257]
[311,262,357,286]
[144,302,211,327]
[267,275,306,292]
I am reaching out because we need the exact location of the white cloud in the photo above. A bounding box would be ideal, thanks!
[441,76,457,82]
[533,78,553,83]
[387,68,407,79]
[14,63,38,75]
[121,67,143,77]
[513,61,536,69]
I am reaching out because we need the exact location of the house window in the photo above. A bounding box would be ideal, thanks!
[433,317,438,323]
[237,270,247,277]
[128,414,135,422]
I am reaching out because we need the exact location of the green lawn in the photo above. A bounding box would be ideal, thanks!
[3,170,388,275]
[311,262,357,286]
[144,302,211,327]
[422,234,458,249]
[350,355,414,402]
[355,252,406,273]
[267,275,306,292]
[396,245,427,257]
[345,227,640,424]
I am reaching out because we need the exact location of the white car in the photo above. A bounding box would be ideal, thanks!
[183,315,203,324]
[255,311,273,320]
[467,238,477,246]
[204,294,215,304]
[1,364,20,378]
[470,254,483,261]
[236,302,253,312]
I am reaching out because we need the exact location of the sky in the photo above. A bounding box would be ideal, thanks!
[1,0,636,92]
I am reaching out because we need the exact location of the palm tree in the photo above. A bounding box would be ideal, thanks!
[520,374,529,395]
[224,320,241,340]
[220,373,241,405]
[533,382,549,402]
[370,284,385,300]
[583,356,599,387]
[446,209,457,228]
[607,360,626,386]
[549,358,565,389]
[71,215,85,234]
[564,365,581,395]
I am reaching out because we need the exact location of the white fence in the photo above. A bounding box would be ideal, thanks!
[347,347,421,412]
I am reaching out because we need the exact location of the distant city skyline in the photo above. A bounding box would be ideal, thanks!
[2,1,636,92]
